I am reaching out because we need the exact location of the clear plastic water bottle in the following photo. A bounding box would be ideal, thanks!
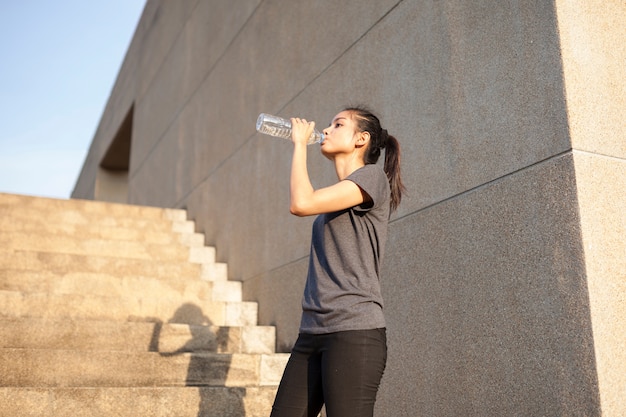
[256,113,324,145]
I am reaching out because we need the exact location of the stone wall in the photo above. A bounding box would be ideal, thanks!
[73,1,625,415]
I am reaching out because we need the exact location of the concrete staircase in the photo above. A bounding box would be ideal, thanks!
[0,192,288,416]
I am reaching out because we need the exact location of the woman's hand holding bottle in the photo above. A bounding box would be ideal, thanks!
[290,118,316,146]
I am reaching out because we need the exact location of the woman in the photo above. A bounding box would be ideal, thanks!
[270,106,405,417]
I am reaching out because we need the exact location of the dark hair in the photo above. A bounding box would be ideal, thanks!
[344,106,405,212]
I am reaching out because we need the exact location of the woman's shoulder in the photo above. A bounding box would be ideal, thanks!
[350,163,385,179]
[351,164,388,189]
[348,164,390,208]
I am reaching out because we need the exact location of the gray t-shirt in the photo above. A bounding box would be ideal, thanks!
[299,164,390,334]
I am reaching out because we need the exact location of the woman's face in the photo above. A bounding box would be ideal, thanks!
[320,111,361,158]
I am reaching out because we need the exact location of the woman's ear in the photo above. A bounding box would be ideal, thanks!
[356,131,370,147]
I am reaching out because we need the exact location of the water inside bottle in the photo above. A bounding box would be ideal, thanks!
[256,113,292,140]
[258,124,292,140]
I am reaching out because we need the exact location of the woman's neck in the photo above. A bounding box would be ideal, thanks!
[333,152,365,180]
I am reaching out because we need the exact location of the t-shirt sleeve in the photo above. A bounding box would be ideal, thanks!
[346,164,389,212]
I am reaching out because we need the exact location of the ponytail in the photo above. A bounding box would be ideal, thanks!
[383,134,405,212]
[344,106,406,212]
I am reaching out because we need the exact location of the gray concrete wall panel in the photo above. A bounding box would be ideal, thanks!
[276,0,571,220]
[378,153,599,415]
[134,0,199,100]
[131,0,261,176]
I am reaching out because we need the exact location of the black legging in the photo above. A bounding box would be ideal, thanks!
[270,328,387,417]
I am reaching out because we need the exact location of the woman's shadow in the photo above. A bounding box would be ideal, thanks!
[152,303,246,416]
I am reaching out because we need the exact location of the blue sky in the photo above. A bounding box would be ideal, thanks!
[0,1,146,199]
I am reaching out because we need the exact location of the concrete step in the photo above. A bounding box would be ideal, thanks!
[0,291,258,326]
[0,250,228,282]
[0,318,277,354]
[0,231,217,263]
[0,192,187,222]
[0,386,278,417]
[0,348,289,388]
[0,214,205,246]
[0,205,195,234]
[0,269,243,302]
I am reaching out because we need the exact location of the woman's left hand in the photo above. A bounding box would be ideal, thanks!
[291,117,315,146]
